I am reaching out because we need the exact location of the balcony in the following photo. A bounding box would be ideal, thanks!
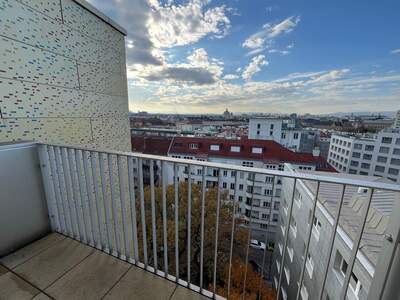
[1,142,400,300]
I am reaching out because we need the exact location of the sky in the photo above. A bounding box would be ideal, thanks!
[88,0,400,115]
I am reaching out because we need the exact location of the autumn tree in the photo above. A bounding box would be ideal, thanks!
[136,181,275,299]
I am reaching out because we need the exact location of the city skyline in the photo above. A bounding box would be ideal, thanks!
[88,0,400,114]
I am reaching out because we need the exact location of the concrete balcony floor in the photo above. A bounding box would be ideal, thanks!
[0,233,208,300]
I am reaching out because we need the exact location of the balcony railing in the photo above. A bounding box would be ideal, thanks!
[2,142,399,300]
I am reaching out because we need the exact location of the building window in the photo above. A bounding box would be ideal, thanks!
[306,253,314,278]
[252,147,263,154]
[189,143,199,149]
[270,124,274,130]
[382,137,393,144]
[242,161,254,167]
[375,165,385,172]
[365,145,374,151]
[273,214,279,222]
[223,170,228,177]
[294,132,299,139]
[230,183,235,190]
[256,130,260,135]
[274,202,280,210]
[349,273,362,297]
[257,123,261,129]
[393,148,400,155]
[313,216,322,239]
[222,182,227,188]
[350,160,359,167]
[361,163,370,169]
[377,156,387,163]
[352,152,361,158]
[263,201,271,208]
[239,184,243,191]
[363,154,372,160]
[261,213,269,220]
[197,169,202,175]
[334,250,348,278]
[230,146,241,152]
[379,146,390,154]
[388,168,399,175]
[238,196,243,202]
[354,143,362,150]
[270,131,273,136]
[391,158,400,166]
[210,144,220,151]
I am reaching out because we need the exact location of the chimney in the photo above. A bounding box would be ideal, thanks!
[312,147,320,157]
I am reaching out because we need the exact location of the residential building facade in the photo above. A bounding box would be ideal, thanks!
[132,135,334,243]
[328,129,400,183]
[248,118,303,152]
[273,166,397,300]
[394,110,400,129]
[0,0,131,151]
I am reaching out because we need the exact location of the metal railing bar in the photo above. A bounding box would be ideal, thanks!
[149,160,158,271]
[38,145,59,231]
[47,146,65,233]
[200,166,207,292]
[54,146,73,236]
[174,163,179,282]
[200,167,207,294]
[187,164,192,287]
[259,175,276,297]
[108,153,121,256]
[339,188,375,300]
[295,181,321,300]
[117,155,130,260]
[127,157,139,262]
[277,178,297,300]
[74,149,90,244]
[39,143,400,192]
[99,153,113,253]
[162,161,169,277]
[318,184,347,300]
[138,158,148,267]
[242,172,256,299]
[67,149,84,241]
[90,151,104,249]
[61,147,79,239]
[212,168,222,299]
[227,171,239,299]
[83,150,98,247]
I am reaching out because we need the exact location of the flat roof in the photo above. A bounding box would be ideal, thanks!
[73,0,127,35]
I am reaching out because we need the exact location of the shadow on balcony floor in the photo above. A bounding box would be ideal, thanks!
[0,233,208,300]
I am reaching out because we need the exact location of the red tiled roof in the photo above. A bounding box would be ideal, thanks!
[131,136,172,156]
[169,136,336,172]
[131,135,335,172]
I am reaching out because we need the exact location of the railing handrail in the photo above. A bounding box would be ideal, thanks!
[38,142,400,192]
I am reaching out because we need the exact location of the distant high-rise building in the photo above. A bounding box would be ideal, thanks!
[328,128,400,183]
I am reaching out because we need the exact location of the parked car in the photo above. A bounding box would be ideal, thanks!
[250,239,266,250]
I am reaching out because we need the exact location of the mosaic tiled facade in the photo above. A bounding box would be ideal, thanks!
[0,0,130,151]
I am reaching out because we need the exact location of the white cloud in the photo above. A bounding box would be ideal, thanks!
[223,74,239,80]
[148,0,231,48]
[242,16,300,55]
[242,55,268,81]
[391,49,400,54]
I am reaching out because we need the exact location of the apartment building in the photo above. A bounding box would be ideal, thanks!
[132,135,334,242]
[0,0,131,151]
[248,117,303,152]
[394,110,400,129]
[273,166,397,300]
[328,128,400,183]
